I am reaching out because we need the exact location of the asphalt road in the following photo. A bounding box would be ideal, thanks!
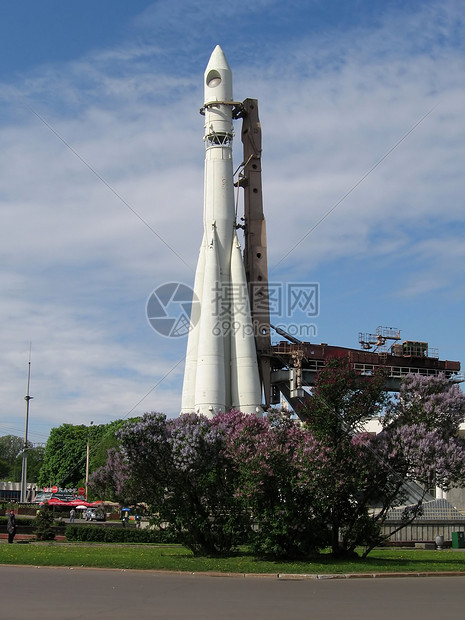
[1,566,465,619]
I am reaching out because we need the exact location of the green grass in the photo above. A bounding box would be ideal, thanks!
[1,543,465,574]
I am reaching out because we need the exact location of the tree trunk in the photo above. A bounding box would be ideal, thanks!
[331,522,340,555]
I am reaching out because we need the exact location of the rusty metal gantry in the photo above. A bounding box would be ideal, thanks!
[237,100,462,413]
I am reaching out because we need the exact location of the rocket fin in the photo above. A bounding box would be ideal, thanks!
[194,226,226,416]
[181,237,207,413]
[230,234,263,415]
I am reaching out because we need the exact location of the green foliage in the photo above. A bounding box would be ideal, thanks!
[65,524,179,543]
[38,424,88,487]
[24,446,46,482]
[0,435,42,481]
[0,516,33,528]
[0,435,25,463]
[0,458,9,478]
[250,508,329,559]
[88,420,128,473]
[300,357,388,440]
[34,504,56,541]
[37,419,138,492]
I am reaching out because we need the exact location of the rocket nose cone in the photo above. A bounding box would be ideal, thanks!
[204,45,233,103]
[206,45,231,72]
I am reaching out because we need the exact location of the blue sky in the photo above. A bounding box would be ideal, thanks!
[1,0,464,444]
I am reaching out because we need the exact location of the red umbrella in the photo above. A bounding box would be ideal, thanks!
[67,499,91,507]
[46,498,69,506]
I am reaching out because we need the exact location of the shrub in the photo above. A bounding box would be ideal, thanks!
[34,504,56,541]
[65,525,179,544]
[0,516,34,528]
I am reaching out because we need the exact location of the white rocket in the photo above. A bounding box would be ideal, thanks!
[181,46,263,417]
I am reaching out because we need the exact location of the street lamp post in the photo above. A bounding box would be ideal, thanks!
[20,350,33,503]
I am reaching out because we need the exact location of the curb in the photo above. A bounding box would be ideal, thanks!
[275,571,465,579]
[1,564,465,580]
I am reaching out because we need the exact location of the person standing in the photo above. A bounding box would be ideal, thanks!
[69,508,76,523]
[7,510,17,544]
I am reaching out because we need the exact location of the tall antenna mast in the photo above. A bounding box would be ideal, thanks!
[20,344,33,503]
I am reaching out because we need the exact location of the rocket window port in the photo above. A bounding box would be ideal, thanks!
[206,70,222,88]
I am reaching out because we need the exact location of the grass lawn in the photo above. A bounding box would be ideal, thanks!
[1,543,465,574]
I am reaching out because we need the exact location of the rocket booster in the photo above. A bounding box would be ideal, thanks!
[181,46,262,417]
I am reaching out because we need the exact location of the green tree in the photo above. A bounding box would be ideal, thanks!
[38,424,89,488]
[38,420,137,491]
[0,435,24,463]
[0,435,35,481]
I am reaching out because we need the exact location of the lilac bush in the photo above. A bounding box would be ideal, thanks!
[91,410,331,558]
[297,362,465,557]
[109,411,250,556]
[90,370,465,560]
[298,357,389,556]
[384,373,465,435]
[221,410,330,558]
[359,374,465,553]
[379,374,465,494]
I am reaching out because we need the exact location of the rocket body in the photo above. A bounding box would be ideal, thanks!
[181,46,262,417]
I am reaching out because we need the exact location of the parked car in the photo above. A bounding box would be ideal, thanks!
[84,507,106,521]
